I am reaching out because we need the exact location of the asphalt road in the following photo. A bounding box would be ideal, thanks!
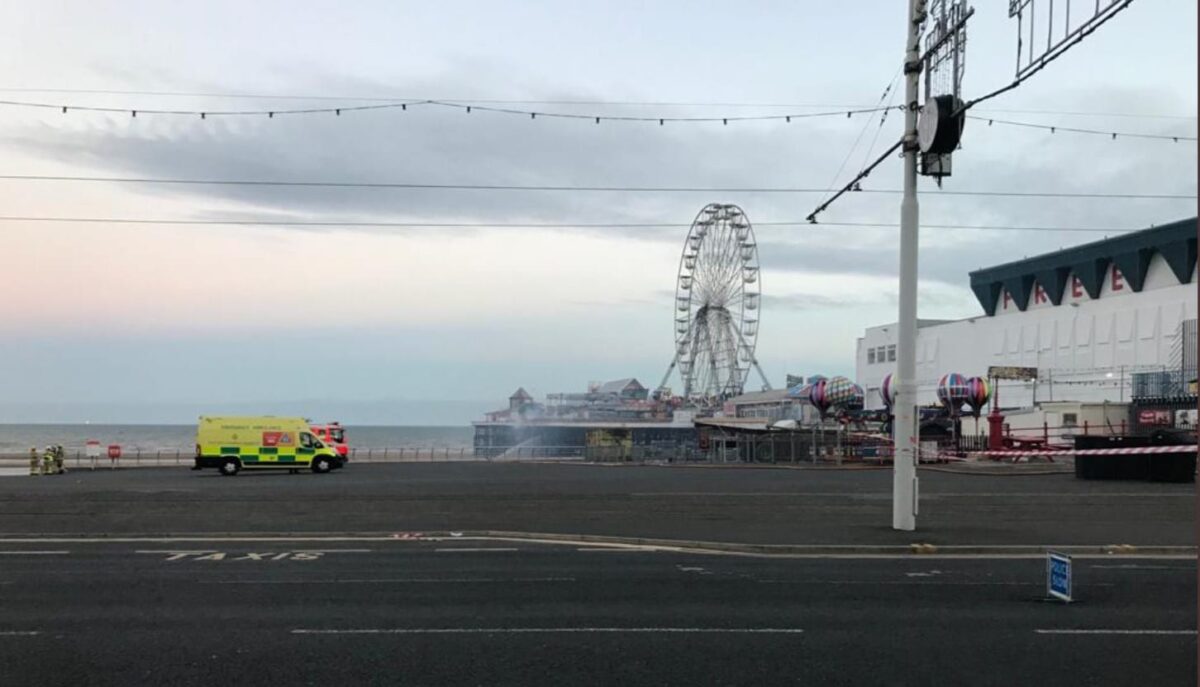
[0,538,1194,686]
[0,462,1193,546]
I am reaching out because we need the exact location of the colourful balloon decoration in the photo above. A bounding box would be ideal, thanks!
[936,373,970,416]
[807,378,830,416]
[880,373,895,409]
[824,375,864,409]
[964,376,991,418]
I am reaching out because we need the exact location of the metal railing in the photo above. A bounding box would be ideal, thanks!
[0,444,703,468]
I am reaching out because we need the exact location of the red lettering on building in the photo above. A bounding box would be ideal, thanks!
[1071,277,1083,299]
[1034,284,1047,305]
[1111,266,1124,291]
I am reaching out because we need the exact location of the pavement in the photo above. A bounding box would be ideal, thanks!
[0,462,1193,548]
[0,463,1194,685]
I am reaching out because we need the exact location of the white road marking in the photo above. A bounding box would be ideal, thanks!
[204,577,576,585]
[576,547,660,553]
[1,537,1193,561]
[0,551,69,555]
[291,549,372,553]
[434,547,519,553]
[1089,564,1194,570]
[0,631,40,636]
[1036,629,1196,636]
[759,580,1114,587]
[292,627,804,635]
[631,492,1195,498]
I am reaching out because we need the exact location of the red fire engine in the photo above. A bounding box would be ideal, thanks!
[310,422,349,459]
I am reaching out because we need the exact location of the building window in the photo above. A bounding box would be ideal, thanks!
[868,349,876,364]
[1062,413,1078,427]
[877,346,886,362]
[887,345,896,362]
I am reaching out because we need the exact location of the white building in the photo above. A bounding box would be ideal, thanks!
[857,218,1198,410]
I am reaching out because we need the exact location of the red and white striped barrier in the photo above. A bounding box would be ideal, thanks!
[971,445,1197,460]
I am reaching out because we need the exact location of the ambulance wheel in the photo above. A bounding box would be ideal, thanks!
[311,456,333,474]
[219,457,241,476]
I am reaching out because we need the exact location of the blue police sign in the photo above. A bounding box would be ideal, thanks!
[1046,551,1072,602]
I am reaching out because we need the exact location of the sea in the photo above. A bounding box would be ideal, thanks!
[0,424,474,455]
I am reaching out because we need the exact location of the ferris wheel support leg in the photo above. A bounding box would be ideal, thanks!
[657,356,678,394]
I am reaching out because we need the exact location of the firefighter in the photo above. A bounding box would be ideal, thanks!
[43,445,56,475]
[54,445,66,474]
[29,447,39,476]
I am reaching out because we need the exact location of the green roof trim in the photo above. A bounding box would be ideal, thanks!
[969,218,1197,316]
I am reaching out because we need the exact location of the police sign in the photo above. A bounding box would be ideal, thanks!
[1046,551,1072,602]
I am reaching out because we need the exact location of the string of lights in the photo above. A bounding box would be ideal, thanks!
[0,96,900,125]
[0,215,1144,233]
[0,93,1190,140]
[0,87,1191,119]
[967,115,1196,142]
[0,174,1192,199]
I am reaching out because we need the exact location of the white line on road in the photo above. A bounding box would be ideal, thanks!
[1036,629,1196,636]
[631,492,1195,498]
[434,547,519,553]
[204,577,576,585]
[289,549,373,553]
[292,627,804,635]
[759,579,1116,587]
[0,631,40,636]
[1089,564,1194,570]
[0,551,69,555]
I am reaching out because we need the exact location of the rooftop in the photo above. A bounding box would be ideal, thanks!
[968,217,1197,315]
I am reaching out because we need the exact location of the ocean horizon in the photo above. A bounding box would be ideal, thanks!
[0,423,475,454]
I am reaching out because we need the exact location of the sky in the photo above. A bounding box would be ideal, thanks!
[0,0,1194,424]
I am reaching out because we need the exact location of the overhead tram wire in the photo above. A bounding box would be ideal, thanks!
[823,68,904,194]
[0,215,1150,233]
[805,0,1151,224]
[0,174,1192,199]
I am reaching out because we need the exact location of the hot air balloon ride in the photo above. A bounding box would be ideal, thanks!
[880,373,895,409]
[964,376,991,418]
[824,375,864,411]
[807,378,830,418]
[936,373,970,417]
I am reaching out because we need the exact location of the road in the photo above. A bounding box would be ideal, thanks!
[0,462,1193,547]
[0,463,1193,685]
[0,538,1194,686]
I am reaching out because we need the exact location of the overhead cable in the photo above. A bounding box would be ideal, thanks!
[0,174,1191,199]
[0,215,1145,233]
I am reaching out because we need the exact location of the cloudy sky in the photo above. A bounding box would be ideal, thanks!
[0,1,1194,424]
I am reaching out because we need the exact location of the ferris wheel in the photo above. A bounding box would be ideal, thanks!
[658,203,771,401]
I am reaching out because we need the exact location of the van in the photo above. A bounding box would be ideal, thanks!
[195,416,345,476]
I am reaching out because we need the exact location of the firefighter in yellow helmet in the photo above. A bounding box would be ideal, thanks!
[29,447,39,476]
[43,445,56,475]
